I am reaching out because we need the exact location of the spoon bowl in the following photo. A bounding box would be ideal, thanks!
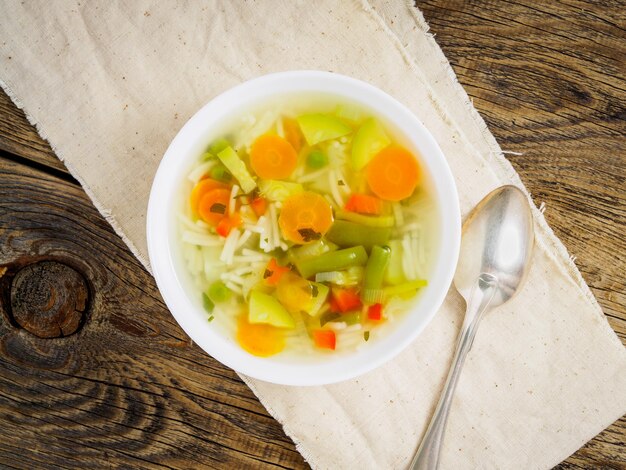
[455,185,535,306]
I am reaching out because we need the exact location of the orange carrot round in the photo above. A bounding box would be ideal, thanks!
[237,316,285,357]
[190,178,228,215]
[197,188,231,225]
[279,192,333,244]
[250,134,298,180]
[366,147,420,201]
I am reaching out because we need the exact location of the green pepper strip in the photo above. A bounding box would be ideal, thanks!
[325,220,391,251]
[296,246,368,279]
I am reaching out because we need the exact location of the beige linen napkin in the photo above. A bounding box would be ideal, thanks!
[1,1,624,468]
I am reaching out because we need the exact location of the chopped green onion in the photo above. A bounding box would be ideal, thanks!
[258,179,303,202]
[208,315,214,322]
[295,246,368,279]
[336,210,394,228]
[315,266,364,286]
[306,150,328,169]
[364,331,370,341]
[202,293,214,313]
[288,238,337,263]
[326,220,391,251]
[201,152,215,161]
[383,279,428,297]
[207,280,231,303]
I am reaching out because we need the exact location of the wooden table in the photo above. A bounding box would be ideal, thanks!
[0,1,623,468]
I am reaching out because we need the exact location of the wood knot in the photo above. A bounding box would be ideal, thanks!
[9,261,89,338]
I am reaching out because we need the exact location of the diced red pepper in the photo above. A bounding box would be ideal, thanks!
[313,329,336,350]
[331,287,362,313]
[250,196,267,217]
[263,258,290,286]
[368,303,383,321]
[216,213,242,237]
[345,194,383,215]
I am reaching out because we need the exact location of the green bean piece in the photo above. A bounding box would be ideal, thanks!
[295,246,368,279]
[325,220,391,251]
[207,280,231,303]
[383,279,428,297]
[363,245,391,292]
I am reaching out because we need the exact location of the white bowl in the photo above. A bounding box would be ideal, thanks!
[147,71,460,386]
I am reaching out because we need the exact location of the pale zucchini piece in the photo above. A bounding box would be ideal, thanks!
[249,290,295,328]
[217,146,256,193]
[351,118,391,170]
[296,114,352,145]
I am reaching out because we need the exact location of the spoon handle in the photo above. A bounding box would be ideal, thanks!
[410,273,498,470]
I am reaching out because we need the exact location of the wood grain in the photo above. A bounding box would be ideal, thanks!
[0,155,307,469]
[0,0,624,468]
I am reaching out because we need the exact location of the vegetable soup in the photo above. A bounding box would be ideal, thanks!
[177,95,438,357]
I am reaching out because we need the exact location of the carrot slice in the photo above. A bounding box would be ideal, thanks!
[190,179,228,216]
[250,134,298,180]
[366,147,420,201]
[250,196,267,217]
[263,258,291,286]
[283,118,303,152]
[197,188,231,225]
[345,194,383,215]
[313,329,336,350]
[278,192,333,244]
[237,316,285,357]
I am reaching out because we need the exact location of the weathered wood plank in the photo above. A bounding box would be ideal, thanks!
[0,88,67,174]
[0,155,307,469]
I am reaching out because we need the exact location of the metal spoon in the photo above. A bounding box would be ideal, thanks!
[410,185,534,470]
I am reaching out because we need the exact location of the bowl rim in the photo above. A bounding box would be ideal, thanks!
[147,70,461,386]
